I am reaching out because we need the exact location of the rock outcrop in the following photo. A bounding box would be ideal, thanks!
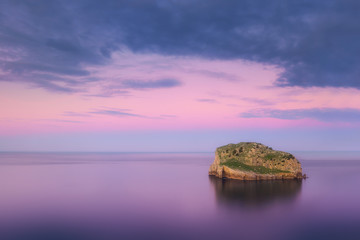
[209,142,305,180]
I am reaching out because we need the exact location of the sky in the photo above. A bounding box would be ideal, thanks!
[1,0,360,152]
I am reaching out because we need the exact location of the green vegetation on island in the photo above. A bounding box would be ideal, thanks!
[221,158,290,174]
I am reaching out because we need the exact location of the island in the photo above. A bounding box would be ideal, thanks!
[209,142,306,180]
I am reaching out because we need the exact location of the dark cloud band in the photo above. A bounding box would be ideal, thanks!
[1,0,360,91]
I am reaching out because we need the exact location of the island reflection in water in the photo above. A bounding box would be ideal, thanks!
[209,176,302,208]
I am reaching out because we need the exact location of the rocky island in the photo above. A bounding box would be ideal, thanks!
[209,142,305,180]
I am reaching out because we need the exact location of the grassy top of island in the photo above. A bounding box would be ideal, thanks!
[220,158,290,174]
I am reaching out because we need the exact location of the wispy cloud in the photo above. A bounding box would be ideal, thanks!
[241,98,275,106]
[87,89,131,98]
[121,79,181,90]
[63,111,92,117]
[36,118,84,123]
[89,109,147,118]
[197,98,218,103]
[185,69,239,82]
[160,114,177,118]
[240,108,360,122]
[63,109,177,120]
[87,78,181,97]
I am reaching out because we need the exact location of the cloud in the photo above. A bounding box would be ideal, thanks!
[197,98,218,103]
[186,69,239,81]
[89,109,147,118]
[87,88,130,98]
[63,109,176,120]
[240,108,360,122]
[35,118,84,123]
[160,114,177,118]
[86,78,181,97]
[1,0,360,90]
[241,98,275,106]
[0,0,108,92]
[49,119,83,123]
[63,111,92,117]
[121,78,181,89]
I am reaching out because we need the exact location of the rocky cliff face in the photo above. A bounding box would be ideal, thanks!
[209,142,304,180]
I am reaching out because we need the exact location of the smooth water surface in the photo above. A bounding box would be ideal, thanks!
[0,152,359,240]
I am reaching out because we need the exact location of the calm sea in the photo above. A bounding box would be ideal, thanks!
[0,152,359,240]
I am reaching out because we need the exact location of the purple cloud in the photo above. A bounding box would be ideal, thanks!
[240,108,360,122]
[121,79,182,89]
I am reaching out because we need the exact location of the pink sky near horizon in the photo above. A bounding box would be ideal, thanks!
[1,51,360,136]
